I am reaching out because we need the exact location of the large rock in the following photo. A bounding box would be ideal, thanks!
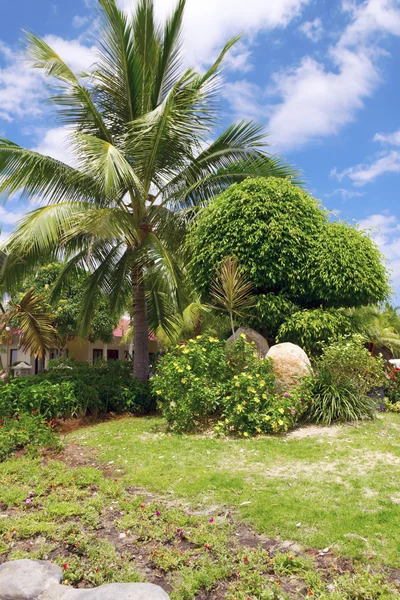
[267,342,311,390]
[227,328,269,358]
[0,560,170,600]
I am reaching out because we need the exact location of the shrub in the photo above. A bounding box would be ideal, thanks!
[0,359,155,420]
[302,335,385,425]
[154,332,305,436]
[384,367,400,408]
[0,413,62,461]
[153,333,229,432]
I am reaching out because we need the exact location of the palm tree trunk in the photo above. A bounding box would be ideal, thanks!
[132,267,149,382]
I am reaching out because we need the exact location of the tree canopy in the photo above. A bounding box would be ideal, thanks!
[187,177,390,343]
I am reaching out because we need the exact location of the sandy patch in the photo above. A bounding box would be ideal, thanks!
[286,426,342,440]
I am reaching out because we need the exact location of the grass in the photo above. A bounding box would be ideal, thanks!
[0,413,400,598]
[71,413,400,568]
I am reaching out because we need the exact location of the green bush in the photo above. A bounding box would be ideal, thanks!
[0,359,155,420]
[0,413,62,461]
[153,333,229,432]
[153,332,304,436]
[303,335,385,425]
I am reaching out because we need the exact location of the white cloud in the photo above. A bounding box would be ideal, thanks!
[0,206,25,226]
[0,45,44,123]
[267,46,378,149]
[332,150,400,185]
[340,0,400,47]
[118,0,310,68]
[223,80,265,121]
[358,212,400,284]
[374,128,400,145]
[73,15,90,28]
[42,35,97,74]
[32,126,75,168]
[229,0,400,150]
[0,35,97,124]
[325,188,363,199]
[299,17,324,42]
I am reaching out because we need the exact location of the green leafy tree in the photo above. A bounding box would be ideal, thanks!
[21,263,119,345]
[187,177,390,344]
[0,0,297,381]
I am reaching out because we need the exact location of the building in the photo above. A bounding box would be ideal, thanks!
[0,318,158,375]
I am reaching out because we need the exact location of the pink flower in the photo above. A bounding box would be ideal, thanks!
[29,491,34,497]
[290,409,296,415]
[25,498,32,504]
[209,518,214,523]
[155,510,161,517]
[284,393,290,398]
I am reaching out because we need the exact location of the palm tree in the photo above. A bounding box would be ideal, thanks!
[0,0,299,381]
[348,304,400,355]
[0,288,56,376]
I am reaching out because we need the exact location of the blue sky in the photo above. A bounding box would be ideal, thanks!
[1,0,400,293]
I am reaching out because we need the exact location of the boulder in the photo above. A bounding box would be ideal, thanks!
[227,328,269,358]
[0,560,62,599]
[0,560,170,600]
[267,342,311,390]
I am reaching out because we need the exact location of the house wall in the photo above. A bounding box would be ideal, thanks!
[0,335,159,374]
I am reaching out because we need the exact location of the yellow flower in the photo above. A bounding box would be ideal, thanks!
[254,397,260,403]
[278,408,285,414]
[225,396,231,400]
[173,362,178,367]
[202,348,207,352]
[181,378,187,384]
[243,432,249,437]
[156,390,162,395]
[236,405,244,413]
[233,375,239,380]
[189,338,194,342]
[262,394,267,399]
[255,373,260,378]
[240,333,247,339]
[259,381,265,388]
[248,387,256,394]
[178,368,184,373]
[196,335,202,339]
[225,418,230,424]
[186,365,192,371]
[182,349,190,354]
[256,427,261,433]
[264,415,271,421]
[194,377,199,381]
[278,419,284,426]
[235,382,240,387]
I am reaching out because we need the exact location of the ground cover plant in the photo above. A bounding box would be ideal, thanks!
[1,416,400,599]
[0,414,61,461]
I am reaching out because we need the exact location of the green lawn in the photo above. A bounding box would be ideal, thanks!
[71,413,400,567]
[1,413,400,599]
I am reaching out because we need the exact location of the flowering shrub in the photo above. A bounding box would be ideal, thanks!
[153,332,304,436]
[0,413,62,461]
[384,367,400,412]
[152,332,229,431]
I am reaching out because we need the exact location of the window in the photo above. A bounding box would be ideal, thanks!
[107,349,119,361]
[49,349,59,360]
[93,349,103,363]
[10,349,18,366]
[35,357,45,374]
